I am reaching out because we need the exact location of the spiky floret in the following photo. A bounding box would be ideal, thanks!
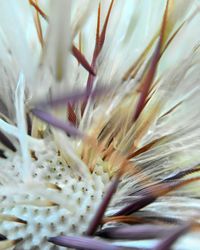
[1,0,200,249]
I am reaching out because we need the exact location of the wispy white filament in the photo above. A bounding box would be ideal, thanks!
[0,0,34,81]
[0,119,18,137]
[15,73,31,181]
[52,129,91,179]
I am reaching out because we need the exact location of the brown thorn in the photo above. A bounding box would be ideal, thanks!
[133,0,170,122]
[82,0,115,116]
[98,0,115,54]
[127,135,168,159]
[67,103,77,126]
[160,101,182,118]
[96,3,101,47]
[29,0,48,21]
[115,177,200,216]
[102,215,147,225]
[78,32,82,53]
[34,4,44,48]
[123,32,158,82]
[164,166,200,181]
[123,18,186,82]
[72,45,96,76]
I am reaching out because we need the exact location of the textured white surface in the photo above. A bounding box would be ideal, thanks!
[0,137,109,249]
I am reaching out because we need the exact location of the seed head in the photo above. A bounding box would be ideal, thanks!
[0,1,200,249]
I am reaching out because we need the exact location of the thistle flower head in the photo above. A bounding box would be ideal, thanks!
[1,0,200,249]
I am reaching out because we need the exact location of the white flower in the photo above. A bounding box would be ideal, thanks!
[0,0,200,249]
